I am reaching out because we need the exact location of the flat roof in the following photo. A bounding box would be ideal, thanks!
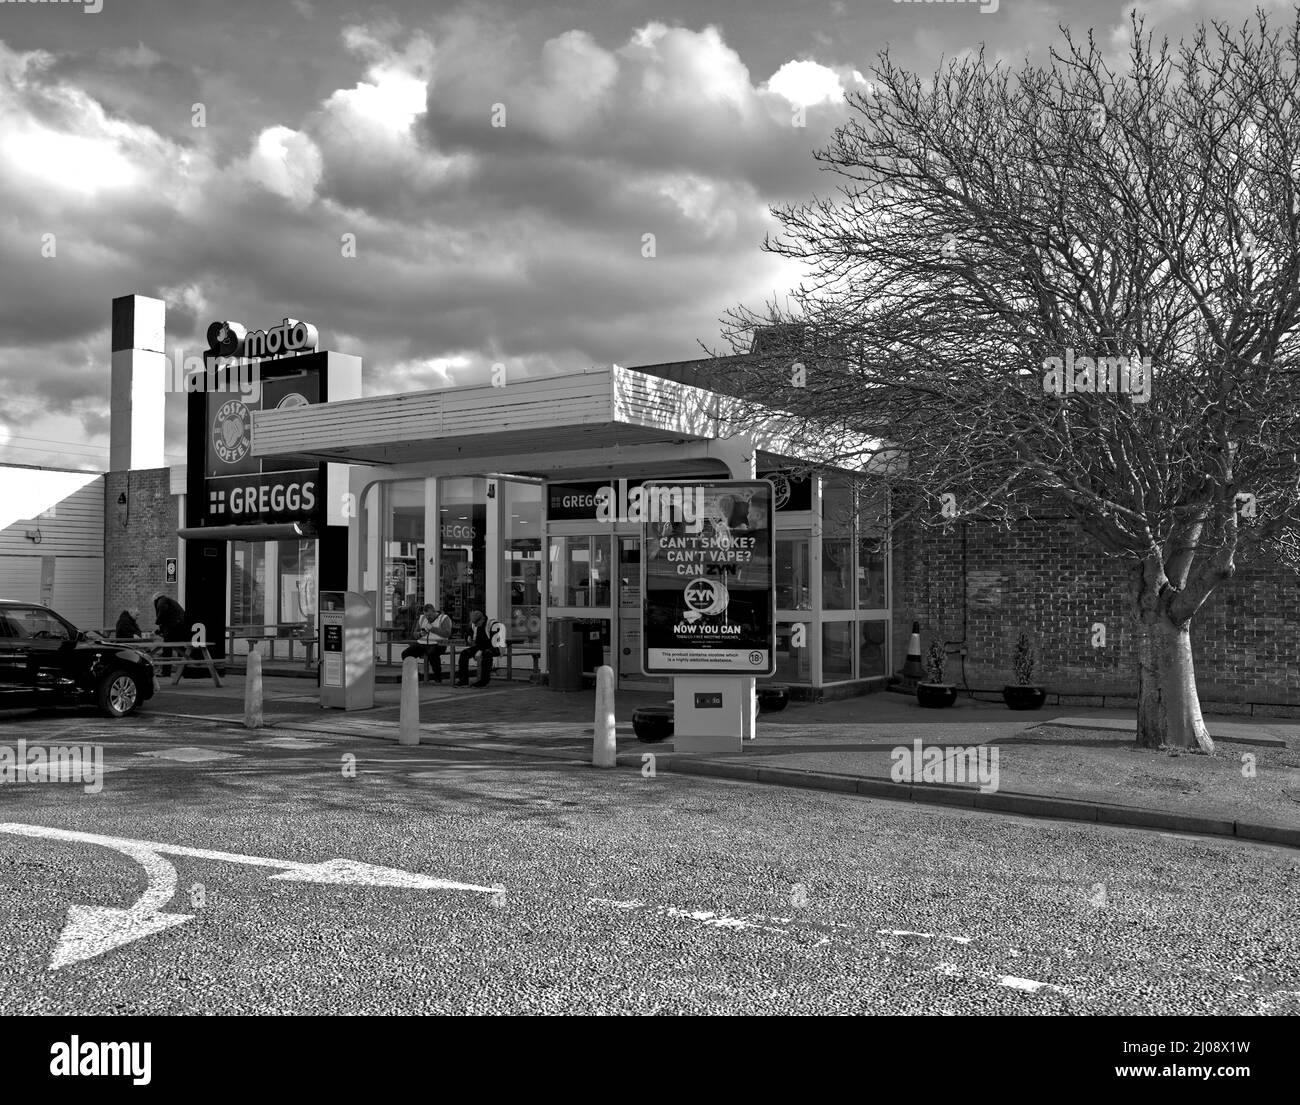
[251,364,880,480]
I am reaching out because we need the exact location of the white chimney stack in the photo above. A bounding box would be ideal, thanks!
[109,293,166,471]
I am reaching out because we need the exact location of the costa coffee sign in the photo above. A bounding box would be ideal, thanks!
[206,317,319,360]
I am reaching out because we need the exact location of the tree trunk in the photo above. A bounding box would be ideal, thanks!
[1135,613,1214,753]
[1131,555,1214,753]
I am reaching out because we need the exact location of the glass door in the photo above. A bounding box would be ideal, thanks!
[548,534,612,676]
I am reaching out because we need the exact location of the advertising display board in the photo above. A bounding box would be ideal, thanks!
[641,479,776,676]
[200,372,322,527]
[318,590,374,709]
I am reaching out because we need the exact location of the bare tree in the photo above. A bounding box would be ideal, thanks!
[717,9,1300,751]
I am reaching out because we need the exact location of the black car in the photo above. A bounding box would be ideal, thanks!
[0,600,157,718]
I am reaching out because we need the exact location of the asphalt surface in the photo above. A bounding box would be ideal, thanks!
[0,709,1297,1015]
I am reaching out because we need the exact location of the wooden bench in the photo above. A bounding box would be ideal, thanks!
[504,638,542,683]
[98,636,223,688]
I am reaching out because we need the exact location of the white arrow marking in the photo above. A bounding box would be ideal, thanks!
[0,823,498,970]
[50,837,193,971]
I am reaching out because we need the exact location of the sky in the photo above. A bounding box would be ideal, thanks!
[0,0,1286,470]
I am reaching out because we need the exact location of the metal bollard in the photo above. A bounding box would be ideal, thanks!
[399,657,421,746]
[244,647,263,729]
[593,665,616,767]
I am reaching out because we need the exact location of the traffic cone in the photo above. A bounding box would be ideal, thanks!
[900,621,926,681]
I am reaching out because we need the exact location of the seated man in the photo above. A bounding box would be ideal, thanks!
[455,610,498,688]
[401,604,453,683]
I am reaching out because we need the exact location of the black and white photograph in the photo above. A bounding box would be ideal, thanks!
[0,0,1296,1074]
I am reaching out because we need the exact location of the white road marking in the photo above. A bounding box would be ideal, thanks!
[48,838,193,971]
[877,929,972,944]
[0,822,500,969]
[247,737,330,750]
[664,907,785,933]
[134,747,242,763]
[997,975,1071,994]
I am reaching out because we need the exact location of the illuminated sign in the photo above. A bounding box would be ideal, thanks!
[205,318,319,361]
[642,480,776,675]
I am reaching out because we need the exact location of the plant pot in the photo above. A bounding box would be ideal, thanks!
[1002,685,1046,710]
[916,682,957,708]
[632,706,674,743]
[757,684,790,714]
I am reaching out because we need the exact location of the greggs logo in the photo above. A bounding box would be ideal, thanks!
[206,318,319,360]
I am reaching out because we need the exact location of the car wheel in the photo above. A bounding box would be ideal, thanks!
[97,670,140,717]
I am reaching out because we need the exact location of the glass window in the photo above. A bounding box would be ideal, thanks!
[231,541,266,629]
[859,620,888,678]
[277,540,316,628]
[774,621,812,683]
[383,480,426,632]
[439,478,486,632]
[503,481,542,642]
[776,532,811,611]
[822,621,854,681]
[12,606,73,640]
[549,536,612,607]
[822,538,853,610]
[857,536,887,610]
[821,478,854,611]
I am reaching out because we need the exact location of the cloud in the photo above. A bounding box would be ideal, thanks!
[765,60,849,106]
[241,125,324,207]
[0,14,872,467]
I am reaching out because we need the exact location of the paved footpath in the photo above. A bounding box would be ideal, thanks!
[141,677,1300,848]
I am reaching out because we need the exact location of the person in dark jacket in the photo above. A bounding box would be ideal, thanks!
[115,609,142,639]
[152,592,189,676]
[455,610,497,687]
[153,593,188,641]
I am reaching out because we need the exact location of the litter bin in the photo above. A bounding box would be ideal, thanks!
[548,619,585,692]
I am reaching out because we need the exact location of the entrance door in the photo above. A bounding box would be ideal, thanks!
[547,534,612,678]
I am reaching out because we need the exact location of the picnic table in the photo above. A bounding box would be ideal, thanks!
[94,635,224,688]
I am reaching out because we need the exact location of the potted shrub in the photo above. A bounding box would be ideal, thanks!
[1002,632,1047,710]
[916,640,957,708]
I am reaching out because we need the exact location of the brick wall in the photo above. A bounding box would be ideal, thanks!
[890,509,1300,707]
[103,468,177,630]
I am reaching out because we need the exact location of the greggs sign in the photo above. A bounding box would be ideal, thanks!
[206,318,319,360]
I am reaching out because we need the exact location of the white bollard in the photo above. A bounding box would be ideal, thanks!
[399,657,421,746]
[593,665,616,767]
[244,647,263,729]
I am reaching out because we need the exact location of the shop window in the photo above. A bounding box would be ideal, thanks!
[383,479,426,632]
[439,477,486,631]
[775,621,812,683]
[503,481,542,642]
[230,541,266,629]
[277,540,316,628]
[822,621,854,681]
[821,478,854,610]
[776,532,812,610]
[857,536,887,610]
[859,620,888,678]
[549,536,612,607]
